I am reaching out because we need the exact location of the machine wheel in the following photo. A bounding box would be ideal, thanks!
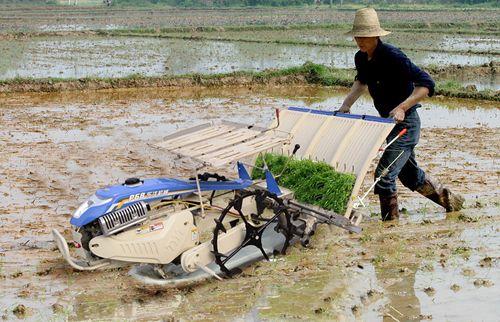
[211,190,292,277]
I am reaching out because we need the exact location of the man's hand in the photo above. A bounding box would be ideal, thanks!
[389,105,406,123]
[338,104,351,113]
[389,86,430,123]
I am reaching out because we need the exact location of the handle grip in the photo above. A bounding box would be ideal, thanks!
[292,144,300,155]
[398,128,407,137]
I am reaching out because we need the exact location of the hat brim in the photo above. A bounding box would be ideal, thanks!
[345,29,391,37]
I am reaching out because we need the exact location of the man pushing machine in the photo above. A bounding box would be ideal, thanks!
[340,8,464,220]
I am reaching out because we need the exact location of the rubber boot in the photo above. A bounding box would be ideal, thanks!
[379,194,399,221]
[416,177,464,212]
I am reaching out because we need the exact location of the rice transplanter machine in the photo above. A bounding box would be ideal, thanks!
[52,107,396,286]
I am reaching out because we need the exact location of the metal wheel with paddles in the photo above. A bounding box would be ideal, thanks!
[211,190,293,277]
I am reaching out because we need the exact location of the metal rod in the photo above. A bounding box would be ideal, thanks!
[276,144,300,178]
[379,128,407,155]
[196,263,223,281]
[193,168,205,218]
[353,149,405,209]
[287,200,340,218]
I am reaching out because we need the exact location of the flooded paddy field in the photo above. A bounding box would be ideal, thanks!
[0,35,498,91]
[0,85,498,320]
[0,36,357,79]
[162,28,500,54]
[0,7,498,32]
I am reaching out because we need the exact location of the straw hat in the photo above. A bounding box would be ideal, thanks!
[346,8,391,37]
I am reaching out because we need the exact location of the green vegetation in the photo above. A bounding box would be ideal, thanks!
[0,62,497,101]
[436,80,464,91]
[452,245,472,259]
[252,153,356,214]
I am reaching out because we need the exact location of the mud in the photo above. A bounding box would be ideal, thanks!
[429,62,500,91]
[121,29,499,56]
[0,85,498,320]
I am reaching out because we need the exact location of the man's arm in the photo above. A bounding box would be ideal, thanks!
[339,80,367,113]
[389,86,429,122]
[389,56,434,122]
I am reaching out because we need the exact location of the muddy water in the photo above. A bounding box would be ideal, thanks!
[0,85,498,320]
[414,225,500,321]
[0,36,498,86]
[440,35,500,52]
[197,29,500,55]
[0,36,355,79]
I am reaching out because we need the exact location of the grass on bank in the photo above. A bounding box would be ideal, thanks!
[0,62,497,101]
[252,153,356,214]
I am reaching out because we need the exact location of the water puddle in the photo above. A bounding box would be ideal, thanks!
[440,35,500,52]
[462,78,499,91]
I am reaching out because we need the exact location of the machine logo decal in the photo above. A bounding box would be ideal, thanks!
[136,222,164,235]
[128,190,169,202]
[191,228,198,241]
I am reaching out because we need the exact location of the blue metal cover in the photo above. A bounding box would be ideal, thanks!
[71,177,253,227]
[288,107,394,124]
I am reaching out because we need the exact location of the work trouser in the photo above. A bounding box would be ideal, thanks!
[374,107,426,196]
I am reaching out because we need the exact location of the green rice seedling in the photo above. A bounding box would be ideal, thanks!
[252,153,355,214]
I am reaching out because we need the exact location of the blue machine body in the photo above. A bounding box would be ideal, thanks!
[70,163,253,227]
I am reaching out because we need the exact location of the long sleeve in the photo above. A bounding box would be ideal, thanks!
[389,49,435,97]
[354,51,368,85]
[410,62,435,97]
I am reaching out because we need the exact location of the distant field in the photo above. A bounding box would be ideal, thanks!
[0,6,498,32]
[0,5,497,94]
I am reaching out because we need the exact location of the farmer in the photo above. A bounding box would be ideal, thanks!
[340,8,464,220]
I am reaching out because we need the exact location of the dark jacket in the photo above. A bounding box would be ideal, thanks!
[355,40,435,118]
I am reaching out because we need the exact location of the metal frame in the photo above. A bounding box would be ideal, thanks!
[156,108,395,225]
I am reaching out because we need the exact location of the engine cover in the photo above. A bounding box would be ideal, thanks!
[88,210,199,264]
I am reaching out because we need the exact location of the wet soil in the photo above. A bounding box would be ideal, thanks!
[1,7,498,32]
[429,62,499,90]
[139,28,500,55]
[0,85,498,320]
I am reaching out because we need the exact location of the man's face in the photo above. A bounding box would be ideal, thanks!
[354,37,379,53]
